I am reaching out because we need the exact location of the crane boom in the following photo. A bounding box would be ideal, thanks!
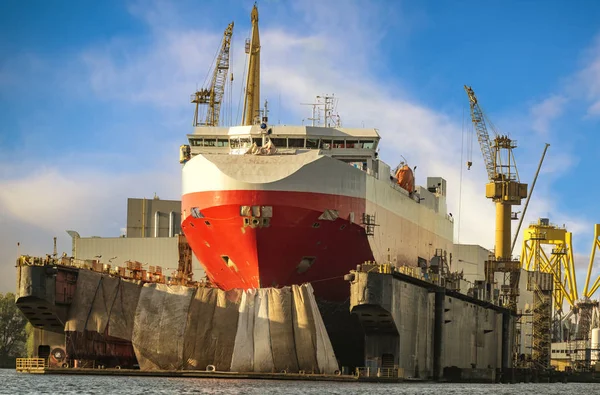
[242,4,261,125]
[464,85,496,180]
[191,22,234,127]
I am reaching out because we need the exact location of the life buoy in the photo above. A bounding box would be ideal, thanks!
[334,370,341,376]
[115,366,121,370]
[298,370,305,375]
[61,362,69,368]
[206,365,216,372]
[281,370,287,374]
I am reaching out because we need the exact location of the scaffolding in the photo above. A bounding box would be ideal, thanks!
[531,283,552,368]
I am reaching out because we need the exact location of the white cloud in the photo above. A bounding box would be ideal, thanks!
[578,35,600,117]
[80,30,221,107]
[588,100,600,116]
[530,95,567,135]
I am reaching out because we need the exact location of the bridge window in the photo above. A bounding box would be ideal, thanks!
[306,139,320,149]
[230,136,252,149]
[216,138,229,147]
[332,140,345,148]
[346,140,359,148]
[361,140,375,149]
[349,161,367,170]
[252,138,263,147]
[202,138,216,147]
[270,138,287,147]
[288,138,305,148]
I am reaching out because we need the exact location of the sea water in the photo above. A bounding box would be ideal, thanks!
[2,369,596,395]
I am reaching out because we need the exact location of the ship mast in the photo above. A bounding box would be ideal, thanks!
[242,4,261,125]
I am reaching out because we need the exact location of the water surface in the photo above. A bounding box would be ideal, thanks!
[2,369,595,395]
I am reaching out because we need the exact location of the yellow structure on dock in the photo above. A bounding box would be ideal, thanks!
[521,218,578,310]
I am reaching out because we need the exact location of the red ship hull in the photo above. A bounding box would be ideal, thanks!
[182,190,374,301]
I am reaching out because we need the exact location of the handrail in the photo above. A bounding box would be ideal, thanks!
[355,366,403,378]
[16,358,47,370]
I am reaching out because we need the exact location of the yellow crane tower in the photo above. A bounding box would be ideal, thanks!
[191,22,234,127]
[464,86,528,311]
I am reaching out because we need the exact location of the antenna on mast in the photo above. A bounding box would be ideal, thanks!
[300,95,341,127]
[300,102,320,126]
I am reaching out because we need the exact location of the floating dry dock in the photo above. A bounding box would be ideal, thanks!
[18,256,600,383]
[15,254,532,383]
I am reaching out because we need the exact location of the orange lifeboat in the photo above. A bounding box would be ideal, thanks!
[395,165,414,193]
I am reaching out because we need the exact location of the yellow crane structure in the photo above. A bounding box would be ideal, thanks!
[242,4,261,126]
[521,222,600,345]
[191,22,234,127]
[583,225,600,298]
[464,85,528,311]
[521,219,578,311]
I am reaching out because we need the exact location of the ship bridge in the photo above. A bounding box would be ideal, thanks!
[186,125,380,159]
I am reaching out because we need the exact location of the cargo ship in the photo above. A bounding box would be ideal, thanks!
[180,5,454,302]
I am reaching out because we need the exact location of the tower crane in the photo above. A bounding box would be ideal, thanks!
[191,22,234,127]
[464,85,528,311]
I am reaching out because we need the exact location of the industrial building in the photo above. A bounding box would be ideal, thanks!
[66,197,205,279]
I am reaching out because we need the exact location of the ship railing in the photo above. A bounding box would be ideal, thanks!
[16,358,47,371]
[355,366,404,378]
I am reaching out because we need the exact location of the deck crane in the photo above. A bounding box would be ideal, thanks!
[464,86,528,311]
[191,22,234,127]
[242,4,261,126]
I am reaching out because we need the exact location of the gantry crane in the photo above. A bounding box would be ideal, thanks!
[520,220,600,367]
[191,22,234,127]
[575,225,600,342]
[521,218,578,311]
[464,86,528,311]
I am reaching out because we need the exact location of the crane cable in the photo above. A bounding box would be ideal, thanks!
[193,35,223,125]
[202,36,223,89]
[457,106,465,245]
[226,35,234,126]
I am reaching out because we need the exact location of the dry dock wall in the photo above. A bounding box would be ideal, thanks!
[349,271,513,380]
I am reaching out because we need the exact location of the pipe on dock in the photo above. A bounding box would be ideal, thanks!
[433,289,445,381]
[169,211,175,237]
[501,312,511,369]
[154,211,160,238]
[141,198,146,238]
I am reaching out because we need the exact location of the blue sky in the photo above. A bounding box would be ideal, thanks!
[1,0,600,293]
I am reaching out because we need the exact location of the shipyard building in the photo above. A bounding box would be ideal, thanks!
[69,197,205,279]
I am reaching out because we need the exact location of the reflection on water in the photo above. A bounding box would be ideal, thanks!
[1,369,595,395]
